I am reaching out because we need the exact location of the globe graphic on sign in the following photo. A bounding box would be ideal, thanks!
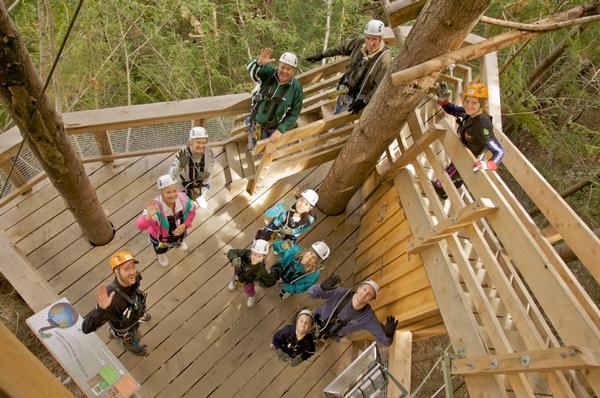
[47,302,79,329]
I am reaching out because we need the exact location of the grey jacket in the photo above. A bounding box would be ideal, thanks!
[307,284,391,346]
[322,36,391,102]
[169,146,214,187]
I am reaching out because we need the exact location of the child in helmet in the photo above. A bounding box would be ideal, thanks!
[256,189,318,248]
[227,239,276,307]
[432,82,505,199]
[272,309,317,367]
[169,127,214,209]
[136,175,196,267]
[270,241,330,300]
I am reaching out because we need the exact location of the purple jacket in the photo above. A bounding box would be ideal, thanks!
[307,284,391,346]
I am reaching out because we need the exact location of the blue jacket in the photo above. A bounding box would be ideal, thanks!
[264,198,316,238]
[273,244,320,294]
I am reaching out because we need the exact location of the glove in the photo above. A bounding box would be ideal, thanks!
[436,82,451,103]
[289,355,303,367]
[473,160,497,172]
[305,53,324,63]
[320,274,341,291]
[384,315,398,339]
[348,99,367,114]
[231,257,242,273]
[279,240,292,251]
[276,349,291,362]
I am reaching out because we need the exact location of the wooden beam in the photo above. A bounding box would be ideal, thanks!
[388,331,412,397]
[386,0,426,27]
[247,142,275,195]
[386,124,445,174]
[0,232,58,312]
[0,172,46,208]
[452,346,600,375]
[409,198,498,253]
[0,322,73,398]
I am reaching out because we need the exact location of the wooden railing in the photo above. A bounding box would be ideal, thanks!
[0,57,352,205]
[364,33,600,396]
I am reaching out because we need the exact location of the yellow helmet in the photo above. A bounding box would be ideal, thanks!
[463,83,488,99]
[109,251,138,270]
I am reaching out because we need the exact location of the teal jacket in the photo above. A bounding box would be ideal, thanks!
[273,244,320,294]
[247,59,303,132]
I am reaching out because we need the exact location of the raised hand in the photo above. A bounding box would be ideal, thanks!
[384,315,398,339]
[321,274,341,291]
[97,284,115,310]
[258,48,274,66]
[436,82,451,101]
[145,199,158,220]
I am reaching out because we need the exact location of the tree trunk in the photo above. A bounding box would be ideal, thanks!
[554,228,600,263]
[0,2,114,245]
[318,1,491,215]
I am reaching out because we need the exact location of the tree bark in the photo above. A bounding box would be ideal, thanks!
[554,228,600,263]
[318,1,491,215]
[0,2,114,245]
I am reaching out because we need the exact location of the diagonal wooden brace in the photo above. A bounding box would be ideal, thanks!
[408,198,498,253]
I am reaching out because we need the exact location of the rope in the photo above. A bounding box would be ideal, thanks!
[0,0,86,198]
[410,342,452,398]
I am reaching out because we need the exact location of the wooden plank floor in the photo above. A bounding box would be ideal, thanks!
[0,150,363,398]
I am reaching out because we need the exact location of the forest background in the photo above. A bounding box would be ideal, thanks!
[0,0,599,395]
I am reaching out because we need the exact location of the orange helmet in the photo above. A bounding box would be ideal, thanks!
[463,83,488,99]
[109,251,139,270]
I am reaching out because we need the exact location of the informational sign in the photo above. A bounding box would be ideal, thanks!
[26,298,140,398]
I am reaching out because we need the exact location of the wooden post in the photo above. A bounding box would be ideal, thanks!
[93,131,113,163]
[388,330,412,396]
[247,142,275,195]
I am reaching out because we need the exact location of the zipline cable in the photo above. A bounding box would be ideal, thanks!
[0,0,86,198]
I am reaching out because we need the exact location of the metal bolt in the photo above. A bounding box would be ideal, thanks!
[521,356,530,367]
[490,359,498,369]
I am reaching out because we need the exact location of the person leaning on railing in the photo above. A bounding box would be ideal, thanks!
[431,82,506,200]
[305,19,392,115]
[245,48,304,150]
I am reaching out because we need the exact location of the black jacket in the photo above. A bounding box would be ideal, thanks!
[82,274,146,333]
[272,324,316,360]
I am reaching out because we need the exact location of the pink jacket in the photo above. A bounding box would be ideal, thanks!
[136,192,196,241]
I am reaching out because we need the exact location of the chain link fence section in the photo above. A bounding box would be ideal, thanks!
[0,115,236,200]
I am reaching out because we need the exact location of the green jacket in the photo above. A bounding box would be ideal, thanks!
[247,59,304,132]
[322,36,391,102]
[227,248,276,287]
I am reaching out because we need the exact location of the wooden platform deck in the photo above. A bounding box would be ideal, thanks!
[0,149,365,398]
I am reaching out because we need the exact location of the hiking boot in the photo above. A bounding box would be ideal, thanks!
[179,240,188,252]
[228,278,238,291]
[157,253,169,267]
[123,340,148,356]
[139,312,151,323]
[246,296,256,307]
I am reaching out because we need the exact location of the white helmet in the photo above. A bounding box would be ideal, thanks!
[364,19,385,36]
[279,52,298,68]
[311,241,330,261]
[360,279,380,298]
[157,174,177,190]
[297,309,315,321]
[300,189,319,207]
[189,126,208,140]
[250,239,269,255]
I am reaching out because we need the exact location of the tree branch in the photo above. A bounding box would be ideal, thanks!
[479,13,600,32]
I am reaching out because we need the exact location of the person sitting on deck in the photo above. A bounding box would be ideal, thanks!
[245,47,303,150]
[432,82,506,199]
[255,189,318,249]
[305,19,392,115]
[82,251,150,356]
[169,126,214,209]
[269,241,330,300]
[271,309,317,367]
[136,174,197,267]
[227,239,276,308]
[308,275,397,346]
